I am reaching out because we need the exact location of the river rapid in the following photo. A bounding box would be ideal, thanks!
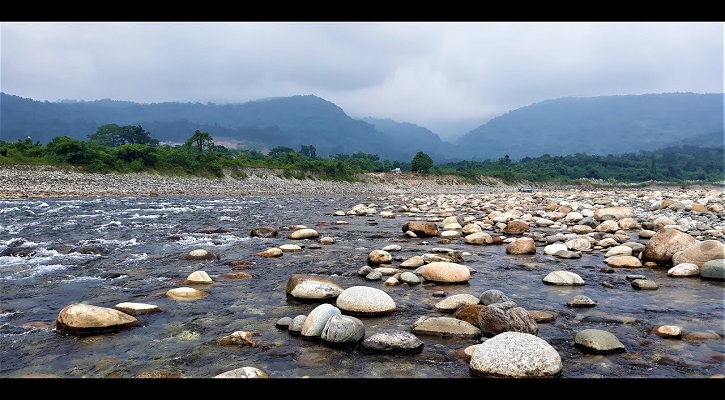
[0,193,723,379]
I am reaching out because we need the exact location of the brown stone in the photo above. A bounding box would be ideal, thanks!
[402,221,439,237]
[452,304,485,326]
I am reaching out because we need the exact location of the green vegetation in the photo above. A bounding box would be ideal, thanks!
[1,124,723,185]
[411,151,434,173]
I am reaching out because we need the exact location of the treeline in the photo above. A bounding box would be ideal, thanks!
[0,124,723,185]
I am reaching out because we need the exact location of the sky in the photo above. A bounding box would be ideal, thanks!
[1,21,723,140]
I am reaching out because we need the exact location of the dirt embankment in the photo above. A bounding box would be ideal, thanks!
[360,172,507,187]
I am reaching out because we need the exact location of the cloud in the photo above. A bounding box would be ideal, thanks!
[1,21,722,138]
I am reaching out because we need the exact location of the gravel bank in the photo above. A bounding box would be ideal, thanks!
[1,164,722,199]
[0,165,516,199]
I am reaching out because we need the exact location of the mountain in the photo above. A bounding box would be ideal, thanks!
[1,91,722,163]
[454,92,724,161]
[0,93,408,161]
[359,117,458,161]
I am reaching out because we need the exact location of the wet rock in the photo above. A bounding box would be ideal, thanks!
[359,330,424,354]
[166,287,208,300]
[257,247,283,258]
[672,240,725,267]
[479,289,513,305]
[667,262,700,277]
[651,325,683,339]
[320,314,365,345]
[574,328,626,354]
[631,279,659,290]
[433,293,480,313]
[477,305,539,336]
[700,258,725,280]
[502,219,529,235]
[542,270,585,286]
[183,248,218,261]
[113,302,162,316]
[301,303,341,338]
[367,249,392,265]
[56,303,140,335]
[289,228,319,239]
[506,237,536,254]
[452,304,485,326]
[412,316,481,338]
[219,330,260,347]
[214,367,268,378]
[335,285,396,316]
[183,270,213,284]
[419,261,471,283]
[469,331,562,378]
[250,226,278,238]
[285,274,344,301]
[567,294,596,307]
[640,228,696,265]
[399,271,421,285]
[401,221,439,237]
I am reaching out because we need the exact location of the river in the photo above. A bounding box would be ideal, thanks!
[1,194,723,379]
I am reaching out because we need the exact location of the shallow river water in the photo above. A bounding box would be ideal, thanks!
[0,194,723,379]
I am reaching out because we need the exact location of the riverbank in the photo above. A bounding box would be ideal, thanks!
[0,164,722,199]
[0,164,507,199]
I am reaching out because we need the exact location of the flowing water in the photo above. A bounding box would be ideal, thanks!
[1,195,723,379]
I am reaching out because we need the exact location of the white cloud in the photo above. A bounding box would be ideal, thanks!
[1,21,722,139]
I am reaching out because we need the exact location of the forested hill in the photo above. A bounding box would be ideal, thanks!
[0,93,403,161]
[453,92,723,161]
[1,91,722,163]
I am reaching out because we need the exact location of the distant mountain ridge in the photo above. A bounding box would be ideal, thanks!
[1,91,722,162]
[454,93,724,161]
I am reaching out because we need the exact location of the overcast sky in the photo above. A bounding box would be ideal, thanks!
[1,21,723,139]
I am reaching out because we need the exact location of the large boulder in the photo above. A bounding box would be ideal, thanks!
[320,314,366,345]
[469,332,562,378]
[506,237,536,254]
[502,219,529,235]
[672,240,725,267]
[640,228,696,265]
[477,305,539,337]
[301,303,341,338]
[56,303,140,335]
[593,207,633,221]
[419,261,471,283]
[285,274,344,301]
[335,286,396,316]
[700,259,725,281]
[289,228,319,239]
[401,221,439,237]
[367,249,393,265]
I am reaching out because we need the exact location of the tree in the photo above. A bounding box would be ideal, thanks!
[411,151,433,173]
[88,124,159,147]
[268,146,295,158]
[120,125,160,147]
[115,144,158,167]
[497,155,512,167]
[87,124,124,147]
[300,144,317,159]
[184,130,215,154]
[46,136,95,164]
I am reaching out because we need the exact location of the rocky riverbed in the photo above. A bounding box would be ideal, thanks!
[1,164,724,379]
